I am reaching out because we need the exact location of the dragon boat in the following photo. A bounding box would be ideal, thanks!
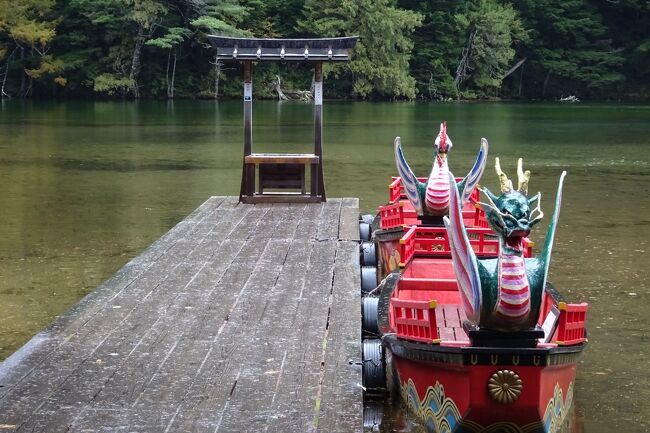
[362,123,490,286]
[362,132,588,433]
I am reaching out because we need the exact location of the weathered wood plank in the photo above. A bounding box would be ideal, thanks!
[0,200,235,424]
[294,202,324,240]
[262,242,338,432]
[220,240,337,433]
[0,197,231,425]
[316,240,363,433]
[339,197,361,241]
[0,197,361,433]
[0,197,228,400]
[316,198,342,241]
[88,206,287,410]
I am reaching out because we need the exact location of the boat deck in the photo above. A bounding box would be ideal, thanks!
[396,258,469,342]
[436,305,468,342]
[0,197,362,433]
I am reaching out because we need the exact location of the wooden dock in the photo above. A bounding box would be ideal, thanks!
[0,197,362,433]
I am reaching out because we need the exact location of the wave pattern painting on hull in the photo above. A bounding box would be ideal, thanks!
[542,382,574,433]
[400,378,574,433]
[402,379,462,433]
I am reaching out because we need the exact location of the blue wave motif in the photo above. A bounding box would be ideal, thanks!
[400,378,573,433]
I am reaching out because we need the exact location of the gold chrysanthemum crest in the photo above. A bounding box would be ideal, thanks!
[488,369,523,404]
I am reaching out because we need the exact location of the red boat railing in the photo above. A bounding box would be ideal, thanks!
[391,299,440,344]
[555,302,588,345]
[398,226,533,267]
[378,202,404,229]
[378,202,487,230]
[388,177,403,203]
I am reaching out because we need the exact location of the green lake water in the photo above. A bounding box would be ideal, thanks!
[0,100,649,432]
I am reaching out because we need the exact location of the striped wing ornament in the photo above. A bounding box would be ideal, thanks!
[394,136,423,215]
[460,138,489,204]
[443,174,483,322]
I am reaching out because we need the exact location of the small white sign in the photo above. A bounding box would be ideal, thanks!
[244,82,252,101]
[314,82,323,106]
[539,305,560,343]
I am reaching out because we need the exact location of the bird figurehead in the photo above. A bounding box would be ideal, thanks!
[434,122,453,165]
[478,158,544,254]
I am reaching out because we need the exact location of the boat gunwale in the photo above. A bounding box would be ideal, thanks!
[383,334,586,367]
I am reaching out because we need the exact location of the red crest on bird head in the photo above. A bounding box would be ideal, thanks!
[435,121,452,154]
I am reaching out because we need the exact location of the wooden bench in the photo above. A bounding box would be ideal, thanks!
[242,153,322,203]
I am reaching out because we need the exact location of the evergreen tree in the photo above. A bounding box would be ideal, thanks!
[454,0,528,98]
[297,0,422,99]
[517,0,625,99]
[0,0,648,100]
[398,0,464,100]
[593,0,650,98]
[146,27,190,98]
[191,0,252,98]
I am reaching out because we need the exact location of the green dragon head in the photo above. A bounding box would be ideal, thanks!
[479,158,543,254]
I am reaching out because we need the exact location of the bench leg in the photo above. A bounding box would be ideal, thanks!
[310,163,318,197]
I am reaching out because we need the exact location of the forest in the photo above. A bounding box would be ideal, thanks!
[0,0,648,101]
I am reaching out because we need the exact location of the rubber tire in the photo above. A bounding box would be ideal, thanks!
[362,339,386,392]
[363,401,383,432]
[361,242,377,266]
[359,222,371,241]
[361,214,375,225]
[361,266,378,294]
[362,297,379,334]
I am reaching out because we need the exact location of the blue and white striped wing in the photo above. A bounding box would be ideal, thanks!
[444,173,482,323]
[394,136,423,215]
[460,138,488,204]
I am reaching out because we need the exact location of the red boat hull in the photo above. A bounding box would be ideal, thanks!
[384,338,583,433]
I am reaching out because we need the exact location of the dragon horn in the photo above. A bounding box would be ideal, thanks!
[517,158,531,195]
[495,157,512,193]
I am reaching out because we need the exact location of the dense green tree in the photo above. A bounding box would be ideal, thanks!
[298,0,422,99]
[0,0,63,97]
[191,0,252,98]
[593,0,650,98]
[517,0,625,99]
[397,1,464,100]
[146,27,190,98]
[0,0,649,100]
[453,0,528,98]
[67,0,167,97]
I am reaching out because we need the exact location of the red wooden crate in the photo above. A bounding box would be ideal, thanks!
[389,177,402,203]
[391,298,440,344]
[378,202,404,229]
[556,302,588,346]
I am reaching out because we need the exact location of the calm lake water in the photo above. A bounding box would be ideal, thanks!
[1,100,648,432]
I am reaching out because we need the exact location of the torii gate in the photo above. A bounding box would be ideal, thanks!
[208,36,358,204]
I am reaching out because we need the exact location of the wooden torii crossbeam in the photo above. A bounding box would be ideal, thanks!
[208,36,358,204]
